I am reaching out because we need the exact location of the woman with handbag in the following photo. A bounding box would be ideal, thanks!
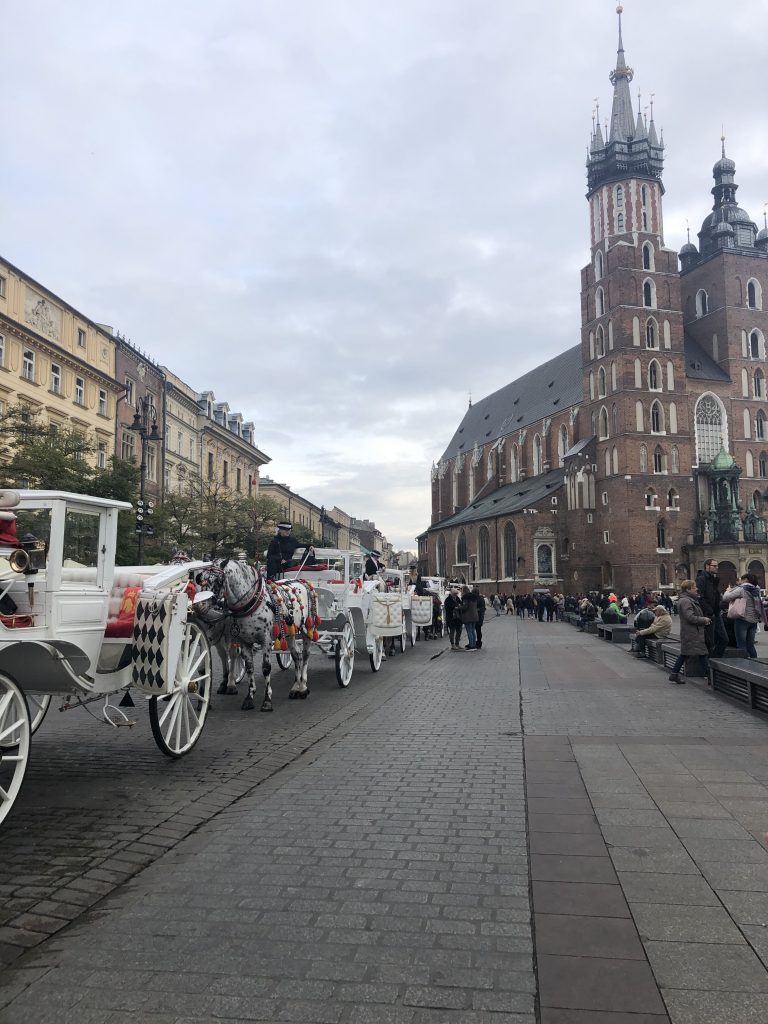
[723,573,766,659]
[668,580,711,684]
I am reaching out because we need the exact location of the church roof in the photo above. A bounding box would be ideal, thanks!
[429,469,566,532]
[440,346,583,463]
[683,335,731,382]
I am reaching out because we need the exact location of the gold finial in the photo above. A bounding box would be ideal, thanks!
[649,93,655,120]
[616,4,624,13]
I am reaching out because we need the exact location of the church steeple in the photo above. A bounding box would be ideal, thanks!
[587,4,665,196]
[608,5,635,142]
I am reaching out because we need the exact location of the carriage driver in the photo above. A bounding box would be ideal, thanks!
[266,522,315,580]
[364,549,385,579]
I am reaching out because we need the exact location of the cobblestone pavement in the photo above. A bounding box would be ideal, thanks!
[0,616,530,1022]
[0,638,443,969]
[2,616,768,1023]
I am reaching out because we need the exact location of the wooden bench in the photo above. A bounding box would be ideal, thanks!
[597,623,633,643]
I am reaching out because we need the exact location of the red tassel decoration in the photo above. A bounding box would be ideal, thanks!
[272,624,280,638]
[315,616,322,626]
[312,629,319,641]
[281,638,289,651]
[305,615,313,628]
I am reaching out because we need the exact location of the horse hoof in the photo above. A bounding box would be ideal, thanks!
[298,690,309,700]
[260,701,273,713]
[241,698,255,711]
[216,682,228,695]
[288,691,298,699]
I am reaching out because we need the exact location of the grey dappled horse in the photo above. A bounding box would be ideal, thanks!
[198,559,315,712]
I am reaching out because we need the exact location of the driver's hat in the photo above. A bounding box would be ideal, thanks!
[277,521,292,531]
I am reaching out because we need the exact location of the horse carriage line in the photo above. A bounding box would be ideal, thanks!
[0,489,443,833]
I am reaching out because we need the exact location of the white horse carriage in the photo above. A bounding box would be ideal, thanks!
[0,489,215,826]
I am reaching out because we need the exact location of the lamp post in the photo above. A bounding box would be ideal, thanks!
[129,396,161,563]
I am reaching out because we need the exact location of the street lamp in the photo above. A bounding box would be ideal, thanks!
[128,396,161,563]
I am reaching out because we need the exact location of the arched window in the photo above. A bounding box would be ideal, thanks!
[644,279,656,308]
[533,434,542,476]
[640,444,648,473]
[611,361,617,391]
[642,243,654,271]
[660,562,669,586]
[754,491,763,514]
[757,412,766,441]
[511,445,519,483]
[648,360,661,391]
[696,289,709,317]
[478,527,491,579]
[437,535,447,576]
[598,366,607,397]
[589,331,595,361]
[537,544,554,577]
[667,488,679,510]
[636,400,644,432]
[612,446,619,474]
[503,522,517,578]
[651,400,664,433]
[742,368,750,397]
[612,404,618,435]
[605,447,611,476]
[657,521,667,549]
[654,445,665,473]
[596,288,605,318]
[642,185,649,208]
[589,371,595,400]
[617,212,625,232]
[558,425,568,466]
[756,370,765,399]
[667,362,675,391]
[746,450,755,477]
[596,325,605,356]
[671,446,680,474]
[591,411,597,436]
[645,488,657,509]
[750,330,764,359]
[745,408,752,439]
[595,251,604,280]
[695,393,727,463]
[457,530,467,564]
[669,402,678,434]
[747,279,762,310]
[616,184,624,208]
[646,318,657,348]
[761,453,768,479]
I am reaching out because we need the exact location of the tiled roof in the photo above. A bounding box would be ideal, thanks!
[684,335,731,382]
[430,468,566,531]
[440,346,583,462]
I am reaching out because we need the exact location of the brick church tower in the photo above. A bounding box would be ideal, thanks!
[574,5,693,593]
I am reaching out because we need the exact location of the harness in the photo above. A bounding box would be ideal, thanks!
[229,573,267,619]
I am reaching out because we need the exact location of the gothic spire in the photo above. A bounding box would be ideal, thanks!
[608,5,635,142]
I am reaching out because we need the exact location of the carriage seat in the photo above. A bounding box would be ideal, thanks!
[104,572,146,638]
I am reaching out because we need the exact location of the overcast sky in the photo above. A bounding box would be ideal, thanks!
[3,1,767,548]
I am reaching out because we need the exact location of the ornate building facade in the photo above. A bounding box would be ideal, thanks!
[420,10,768,596]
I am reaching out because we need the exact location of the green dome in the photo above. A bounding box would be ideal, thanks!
[712,445,736,470]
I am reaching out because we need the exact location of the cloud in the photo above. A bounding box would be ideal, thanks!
[2,0,766,549]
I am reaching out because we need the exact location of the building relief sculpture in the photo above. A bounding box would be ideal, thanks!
[24,288,61,341]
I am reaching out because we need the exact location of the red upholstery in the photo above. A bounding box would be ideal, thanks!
[104,618,135,638]
[0,615,34,629]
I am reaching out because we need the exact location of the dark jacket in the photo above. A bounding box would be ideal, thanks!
[677,591,710,655]
[695,569,722,618]
[444,593,462,628]
[266,534,300,578]
[461,592,479,624]
[472,589,486,624]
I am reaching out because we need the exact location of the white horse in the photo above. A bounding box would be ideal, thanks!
[199,559,317,712]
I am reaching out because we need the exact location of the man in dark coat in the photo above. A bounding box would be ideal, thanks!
[472,587,486,648]
[266,522,312,579]
[695,558,728,657]
[365,549,385,578]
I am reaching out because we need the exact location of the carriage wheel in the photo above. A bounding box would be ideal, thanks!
[408,617,416,647]
[229,647,246,684]
[369,635,384,673]
[0,673,31,826]
[149,621,212,758]
[335,622,354,688]
[276,648,293,671]
[399,616,406,654]
[28,695,52,735]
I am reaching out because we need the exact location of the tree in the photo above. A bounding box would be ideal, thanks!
[0,404,95,492]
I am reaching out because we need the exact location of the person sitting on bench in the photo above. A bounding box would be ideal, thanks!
[634,605,673,658]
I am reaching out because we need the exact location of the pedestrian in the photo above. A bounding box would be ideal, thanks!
[668,580,711,684]
[473,587,486,648]
[492,594,502,617]
[506,596,514,615]
[445,588,463,650]
[460,585,479,650]
[722,573,766,659]
[695,559,728,657]
[634,604,673,658]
